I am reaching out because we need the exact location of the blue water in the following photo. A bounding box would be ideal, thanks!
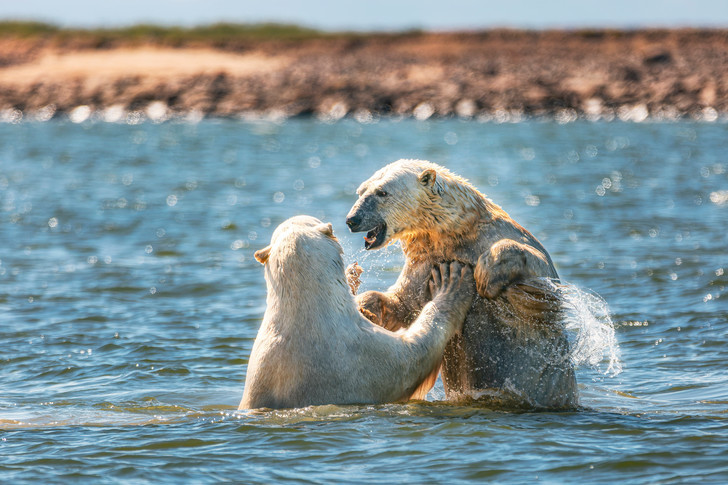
[1,119,727,483]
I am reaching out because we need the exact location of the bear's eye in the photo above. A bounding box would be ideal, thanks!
[375,189,388,197]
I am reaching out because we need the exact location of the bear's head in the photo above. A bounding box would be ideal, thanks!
[254,215,345,288]
[346,159,450,250]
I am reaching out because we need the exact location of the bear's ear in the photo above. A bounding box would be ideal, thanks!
[316,222,337,241]
[254,245,271,264]
[419,168,437,188]
[419,168,444,196]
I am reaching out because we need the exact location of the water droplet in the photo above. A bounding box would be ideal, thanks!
[146,101,168,122]
[69,105,91,123]
[555,108,578,124]
[413,102,434,121]
[126,111,143,125]
[520,147,535,160]
[231,240,249,250]
[354,144,369,157]
[444,132,458,145]
[354,109,374,124]
[709,190,728,205]
[566,150,580,163]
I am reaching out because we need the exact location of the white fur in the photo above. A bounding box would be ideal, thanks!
[240,215,470,410]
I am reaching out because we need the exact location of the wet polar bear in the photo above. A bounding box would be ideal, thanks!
[240,215,474,410]
[346,160,578,409]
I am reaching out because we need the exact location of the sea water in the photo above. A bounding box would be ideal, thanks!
[1,119,727,483]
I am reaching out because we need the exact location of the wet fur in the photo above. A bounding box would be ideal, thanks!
[348,160,578,409]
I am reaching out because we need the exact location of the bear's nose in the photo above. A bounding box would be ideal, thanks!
[346,215,361,231]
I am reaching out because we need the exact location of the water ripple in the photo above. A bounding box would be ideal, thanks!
[1,120,727,483]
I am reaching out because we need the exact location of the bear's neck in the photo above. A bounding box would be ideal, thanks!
[263,263,360,338]
[400,178,508,261]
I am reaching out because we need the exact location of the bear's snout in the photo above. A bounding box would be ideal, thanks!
[346,195,377,232]
[346,213,362,231]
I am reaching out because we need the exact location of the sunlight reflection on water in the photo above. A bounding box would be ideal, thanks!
[1,119,727,483]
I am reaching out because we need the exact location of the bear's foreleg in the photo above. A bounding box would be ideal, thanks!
[347,262,414,330]
[398,262,474,400]
[474,239,553,299]
[474,239,562,328]
[355,290,414,331]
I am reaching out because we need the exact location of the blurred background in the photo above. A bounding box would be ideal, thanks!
[2,1,728,122]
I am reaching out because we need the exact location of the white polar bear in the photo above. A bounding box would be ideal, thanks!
[239,215,474,410]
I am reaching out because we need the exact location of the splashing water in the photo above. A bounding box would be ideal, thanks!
[544,279,623,377]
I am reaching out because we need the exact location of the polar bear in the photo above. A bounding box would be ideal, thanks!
[239,215,474,410]
[346,160,578,409]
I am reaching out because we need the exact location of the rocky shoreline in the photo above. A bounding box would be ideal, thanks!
[1,29,727,122]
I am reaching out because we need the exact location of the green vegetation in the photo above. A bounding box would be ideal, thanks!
[0,21,61,37]
[0,21,339,48]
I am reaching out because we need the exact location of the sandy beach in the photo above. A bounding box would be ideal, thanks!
[1,29,727,120]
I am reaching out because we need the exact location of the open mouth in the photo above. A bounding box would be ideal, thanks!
[363,223,387,250]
